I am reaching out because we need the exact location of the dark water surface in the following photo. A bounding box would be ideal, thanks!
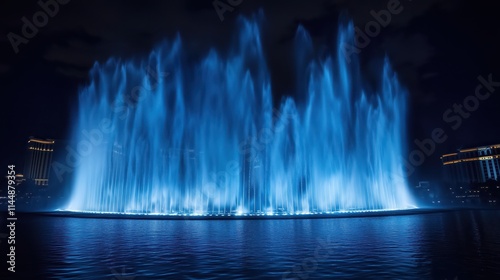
[2,209,500,279]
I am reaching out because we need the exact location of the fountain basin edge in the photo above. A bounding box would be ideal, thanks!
[21,208,472,220]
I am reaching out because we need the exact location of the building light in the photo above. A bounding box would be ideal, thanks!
[479,156,493,160]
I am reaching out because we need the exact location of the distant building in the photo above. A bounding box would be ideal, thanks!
[441,144,500,205]
[24,137,55,186]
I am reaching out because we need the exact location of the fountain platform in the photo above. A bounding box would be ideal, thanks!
[28,208,450,220]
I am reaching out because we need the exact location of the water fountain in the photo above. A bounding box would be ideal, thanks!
[65,15,415,217]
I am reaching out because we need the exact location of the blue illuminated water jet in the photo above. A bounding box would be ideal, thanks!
[66,17,415,215]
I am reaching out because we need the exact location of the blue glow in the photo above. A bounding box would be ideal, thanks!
[66,17,415,215]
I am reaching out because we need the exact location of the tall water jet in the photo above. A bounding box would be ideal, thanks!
[66,16,415,215]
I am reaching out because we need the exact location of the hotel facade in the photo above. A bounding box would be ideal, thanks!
[24,137,55,186]
[441,144,500,204]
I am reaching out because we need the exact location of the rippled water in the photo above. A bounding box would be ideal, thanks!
[5,209,500,279]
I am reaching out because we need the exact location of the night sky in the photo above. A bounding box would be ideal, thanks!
[1,0,499,186]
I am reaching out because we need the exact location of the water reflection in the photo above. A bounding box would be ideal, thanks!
[12,210,500,279]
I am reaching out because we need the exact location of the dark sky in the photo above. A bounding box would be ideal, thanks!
[1,0,499,185]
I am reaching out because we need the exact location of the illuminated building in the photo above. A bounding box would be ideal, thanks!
[24,137,55,186]
[441,144,500,182]
[441,144,500,204]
